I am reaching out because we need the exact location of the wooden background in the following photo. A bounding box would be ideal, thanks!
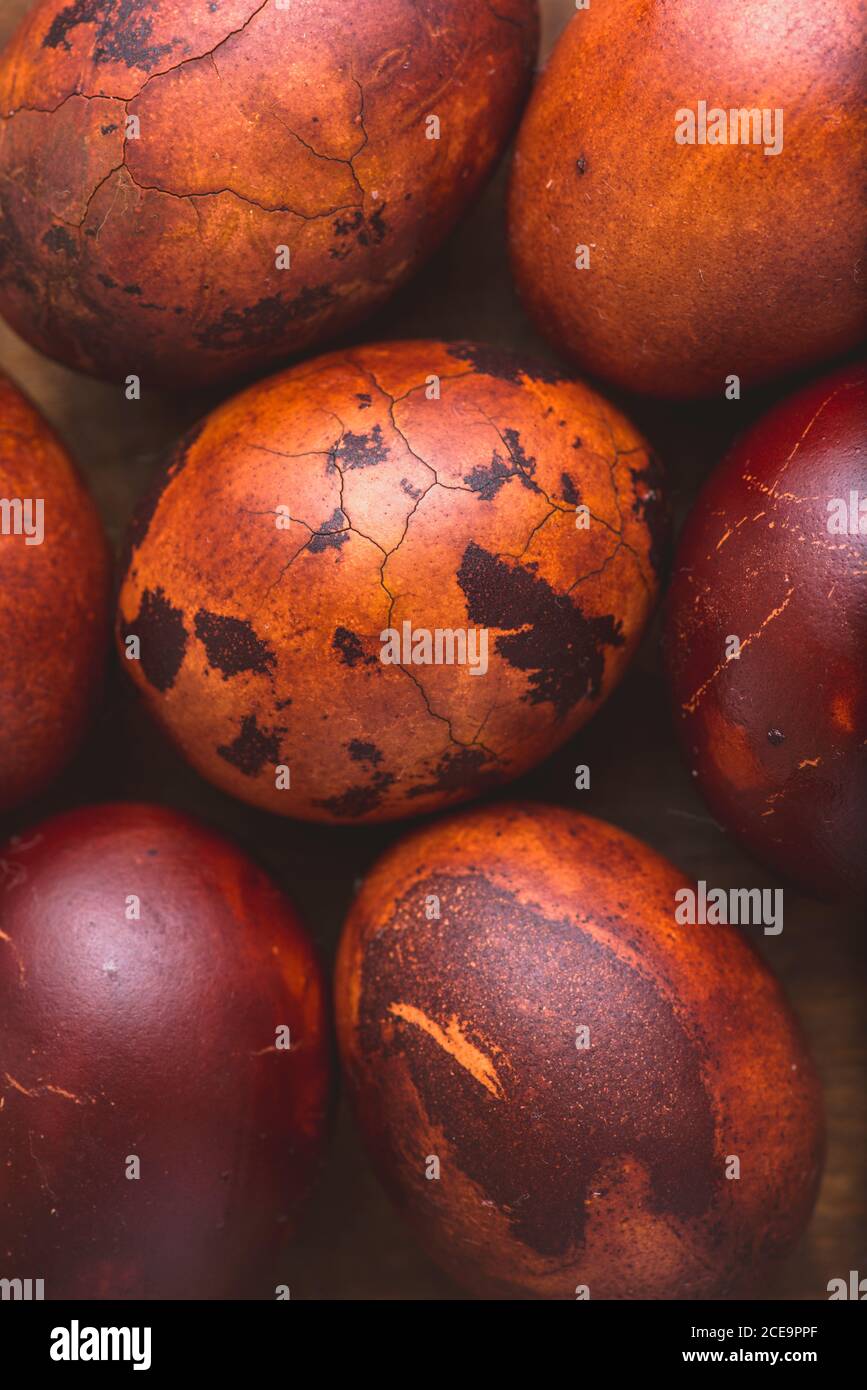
[0,0,863,1299]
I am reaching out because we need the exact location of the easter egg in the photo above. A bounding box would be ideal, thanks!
[508,0,867,397]
[116,340,666,822]
[0,371,109,815]
[0,802,330,1299]
[335,802,823,1299]
[665,361,867,898]
[0,0,537,387]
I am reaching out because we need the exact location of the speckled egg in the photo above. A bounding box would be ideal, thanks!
[116,340,666,823]
[0,371,109,815]
[508,0,867,397]
[335,802,824,1300]
[665,362,867,898]
[0,0,537,387]
[0,802,330,1299]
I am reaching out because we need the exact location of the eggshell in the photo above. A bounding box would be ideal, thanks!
[116,340,666,822]
[508,0,867,397]
[0,0,537,387]
[335,802,824,1299]
[0,371,109,814]
[0,802,330,1299]
[665,361,867,898]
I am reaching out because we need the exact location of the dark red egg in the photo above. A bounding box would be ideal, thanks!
[0,802,330,1299]
[0,371,109,814]
[665,362,867,897]
[336,803,823,1299]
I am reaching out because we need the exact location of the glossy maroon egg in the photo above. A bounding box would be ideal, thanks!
[665,362,866,897]
[0,802,330,1299]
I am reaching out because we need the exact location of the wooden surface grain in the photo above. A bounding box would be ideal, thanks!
[0,0,863,1300]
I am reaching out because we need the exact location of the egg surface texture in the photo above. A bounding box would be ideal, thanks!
[665,362,867,898]
[508,0,867,396]
[0,372,108,814]
[0,802,330,1299]
[336,803,823,1299]
[0,0,538,386]
[117,341,665,822]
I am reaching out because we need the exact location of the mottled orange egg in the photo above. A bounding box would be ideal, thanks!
[336,803,824,1299]
[0,0,537,387]
[116,340,666,822]
[0,371,109,814]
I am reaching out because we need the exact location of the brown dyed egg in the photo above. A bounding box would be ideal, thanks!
[508,0,867,397]
[116,340,666,823]
[0,802,330,1299]
[335,802,824,1300]
[0,371,109,815]
[0,0,537,388]
[665,362,867,899]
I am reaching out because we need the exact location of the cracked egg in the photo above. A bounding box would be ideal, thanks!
[508,0,867,397]
[0,802,330,1299]
[335,802,823,1299]
[0,371,109,814]
[0,0,537,388]
[664,362,867,898]
[116,340,666,823]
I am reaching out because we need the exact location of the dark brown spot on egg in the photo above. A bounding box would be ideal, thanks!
[194,610,276,679]
[124,586,187,692]
[457,542,624,716]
